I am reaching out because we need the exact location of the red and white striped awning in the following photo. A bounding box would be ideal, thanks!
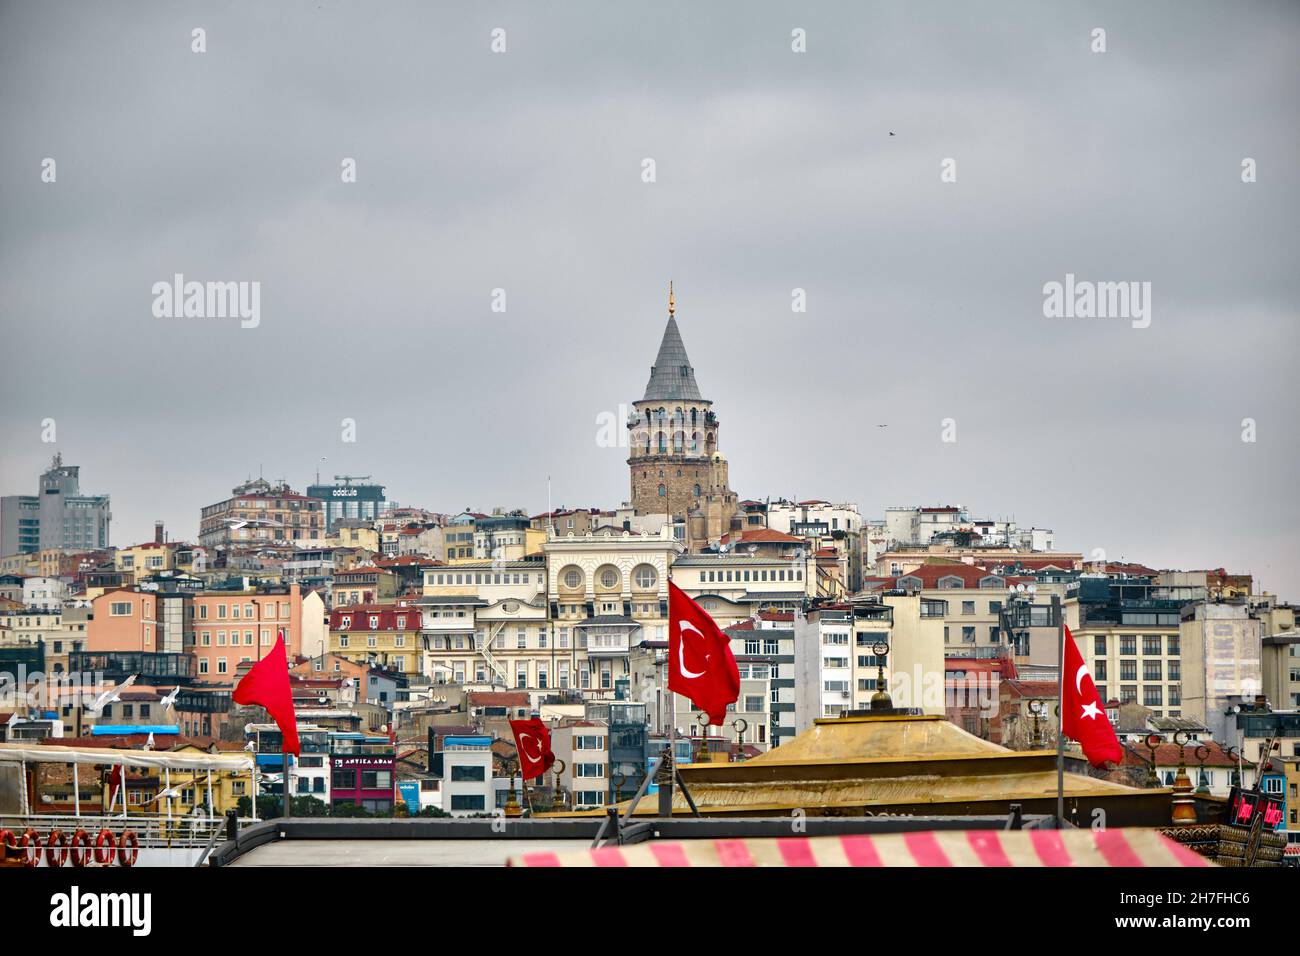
[509,828,1213,868]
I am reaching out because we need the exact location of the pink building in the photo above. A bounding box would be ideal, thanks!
[87,585,303,682]
[88,589,161,653]
[190,586,303,680]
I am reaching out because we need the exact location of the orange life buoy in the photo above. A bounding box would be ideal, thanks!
[69,829,91,867]
[117,829,139,867]
[0,829,14,861]
[44,828,68,867]
[94,827,116,866]
[21,828,41,867]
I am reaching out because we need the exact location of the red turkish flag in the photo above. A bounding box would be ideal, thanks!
[509,718,554,781]
[232,630,300,756]
[1061,625,1121,766]
[668,581,740,726]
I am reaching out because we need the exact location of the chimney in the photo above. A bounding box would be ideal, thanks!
[155,520,165,545]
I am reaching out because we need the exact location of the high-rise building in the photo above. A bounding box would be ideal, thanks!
[0,454,111,555]
[306,476,387,531]
[626,285,738,546]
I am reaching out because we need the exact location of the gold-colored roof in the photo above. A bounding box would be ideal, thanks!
[745,714,1004,764]
[548,712,1172,821]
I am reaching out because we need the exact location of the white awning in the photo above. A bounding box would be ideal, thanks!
[0,743,253,772]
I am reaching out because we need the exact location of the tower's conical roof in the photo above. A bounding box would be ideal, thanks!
[641,314,703,402]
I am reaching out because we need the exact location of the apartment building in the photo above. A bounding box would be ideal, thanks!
[551,722,609,809]
[861,563,1043,665]
[198,478,324,550]
[329,599,423,677]
[419,558,547,691]
[1067,573,1184,721]
[671,552,810,627]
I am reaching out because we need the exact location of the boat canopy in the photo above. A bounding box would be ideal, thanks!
[0,743,253,772]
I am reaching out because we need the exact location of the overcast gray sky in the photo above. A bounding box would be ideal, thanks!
[1,1,1297,593]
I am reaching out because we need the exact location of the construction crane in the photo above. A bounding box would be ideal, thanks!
[333,474,372,486]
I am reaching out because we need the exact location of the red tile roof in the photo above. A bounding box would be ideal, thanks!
[1001,680,1060,699]
[468,691,529,708]
[719,528,803,545]
[1122,740,1251,769]
[869,564,1035,590]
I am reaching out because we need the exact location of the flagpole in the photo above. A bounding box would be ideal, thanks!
[660,690,676,817]
[661,571,675,819]
[1053,594,1064,827]
[282,752,292,819]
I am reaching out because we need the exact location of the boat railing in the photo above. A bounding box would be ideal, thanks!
[0,812,254,848]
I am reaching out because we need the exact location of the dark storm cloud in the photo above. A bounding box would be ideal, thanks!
[1,1,1297,591]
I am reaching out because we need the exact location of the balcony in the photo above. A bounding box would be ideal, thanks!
[68,650,197,684]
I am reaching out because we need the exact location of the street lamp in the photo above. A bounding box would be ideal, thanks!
[550,757,567,811]
[1028,699,1047,749]
[502,753,522,818]
[695,711,710,762]
[730,717,748,762]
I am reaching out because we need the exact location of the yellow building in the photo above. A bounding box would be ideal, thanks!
[115,542,177,582]
[328,598,423,676]
[329,525,380,552]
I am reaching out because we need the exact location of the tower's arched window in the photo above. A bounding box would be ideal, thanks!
[691,408,697,425]
[657,432,666,453]
[693,484,701,497]
[658,484,666,497]
[673,430,684,452]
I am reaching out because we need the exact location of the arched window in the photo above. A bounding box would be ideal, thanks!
[632,564,658,590]
[596,564,621,591]
[658,484,666,497]
[693,484,701,497]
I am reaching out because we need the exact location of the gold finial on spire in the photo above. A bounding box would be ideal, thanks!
[668,280,675,317]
